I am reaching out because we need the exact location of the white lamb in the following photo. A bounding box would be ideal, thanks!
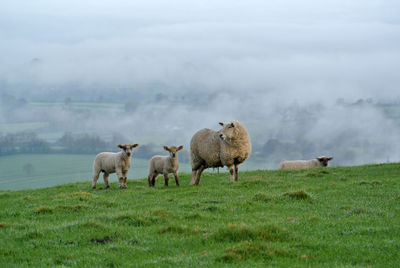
[278,156,333,170]
[92,144,139,189]
[148,145,183,187]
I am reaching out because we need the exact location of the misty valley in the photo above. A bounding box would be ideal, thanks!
[1,92,400,190]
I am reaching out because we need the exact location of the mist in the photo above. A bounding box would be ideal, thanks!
[1,0,400,168]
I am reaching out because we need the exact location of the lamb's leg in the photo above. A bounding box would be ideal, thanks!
[163,173,169,186]
[103,172,110,188]
[92,169,100,189]
[117,168,124,189]
[190,170,197,186]
[173,172,179,186]
[229,165,234,182]
[194,165,205,185]
[234,164,239,181]
[122,171,128,188]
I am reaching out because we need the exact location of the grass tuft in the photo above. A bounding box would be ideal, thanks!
[253,192,272,202]
[217,241,294,263]
[34,206,53,214]
[283,190,312,200]
[212,223,290,242]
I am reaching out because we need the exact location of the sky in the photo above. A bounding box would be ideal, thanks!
[1,0,400,166]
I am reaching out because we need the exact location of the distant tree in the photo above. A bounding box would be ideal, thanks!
[23,163,34,176]
[124,102,137,113]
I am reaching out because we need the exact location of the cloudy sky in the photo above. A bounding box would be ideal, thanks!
[1,0,400,166]
[1,0,400,100]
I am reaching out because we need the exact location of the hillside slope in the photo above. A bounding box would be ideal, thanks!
[0,164,399,267]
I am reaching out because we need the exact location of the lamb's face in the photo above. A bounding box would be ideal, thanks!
[164,145,184,158]
[317,156,333,167]
[118,144,139,157]
[218,121,239,143]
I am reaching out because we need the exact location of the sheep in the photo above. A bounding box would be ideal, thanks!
[148,145,183,187]
[92,144,139,189]
[278,156,333,170]
[190,120,252,185]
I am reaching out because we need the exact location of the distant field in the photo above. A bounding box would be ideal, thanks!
[0,154,265,191]
[30,101,124,111]
[0,122,49,134]
[0,154,192,190]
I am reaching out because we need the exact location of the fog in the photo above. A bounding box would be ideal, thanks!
[1,0,400,168]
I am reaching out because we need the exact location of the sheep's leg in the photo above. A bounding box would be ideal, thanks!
[163,173,169,186]
[103,173,110,188]
[116,169,124,189]
[194,165,205,185]
[190,170,198,186]
[92,169,100,189]
[173,172,179,186]
[122,171,128,188]
[229,165,235,182]
[234,164,239,181]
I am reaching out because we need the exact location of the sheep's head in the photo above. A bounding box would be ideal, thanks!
[317,156,333,167]
[164,145,184,158]
[118,144,139,157]
[218,121,243,144]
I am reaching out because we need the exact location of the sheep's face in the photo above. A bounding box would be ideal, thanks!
[317,156,333,167]
[164,145,184,158]
[118,144,139,157]
[218,121,239,143]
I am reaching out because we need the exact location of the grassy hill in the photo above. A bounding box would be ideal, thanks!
[0,164,399,267]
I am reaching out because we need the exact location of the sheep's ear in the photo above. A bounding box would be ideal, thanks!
[230,122,235,127]
[328,157,333,161]
[164,146,170,151]
[317,157,323,161]
[219,122,224,126]
[132,144,139,148]
[118,144,124,149]
[177,145,184,151]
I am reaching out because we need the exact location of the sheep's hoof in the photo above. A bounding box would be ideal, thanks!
[106,185,110,189]
[92,186,96,189]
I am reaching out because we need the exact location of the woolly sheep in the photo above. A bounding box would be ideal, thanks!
[92,144,139,189]
[278,156,333,170]
[190,120,252,185]
[148,145,183,187]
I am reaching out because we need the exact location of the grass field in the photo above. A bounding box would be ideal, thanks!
[0,163,399,266]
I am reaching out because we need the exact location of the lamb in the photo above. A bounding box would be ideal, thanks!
[278,156,333,170]
[190,120,252,185]
[92,144,139,189]
[148,145,184,187]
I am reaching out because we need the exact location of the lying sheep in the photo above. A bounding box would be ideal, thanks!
[190,121,252,185]
[148,145,183,187]
[278,156,333,170]
[92,144,139,189]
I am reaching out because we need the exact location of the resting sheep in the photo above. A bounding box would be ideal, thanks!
[148,145,183,187]
[278,156,333,170]
[190,121,251,185]
[92,144,139,189]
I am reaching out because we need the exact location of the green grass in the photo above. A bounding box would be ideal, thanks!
[0,163,399,267]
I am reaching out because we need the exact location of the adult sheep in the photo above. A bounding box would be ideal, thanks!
[278,156,333,170]
[190,121,251,185]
